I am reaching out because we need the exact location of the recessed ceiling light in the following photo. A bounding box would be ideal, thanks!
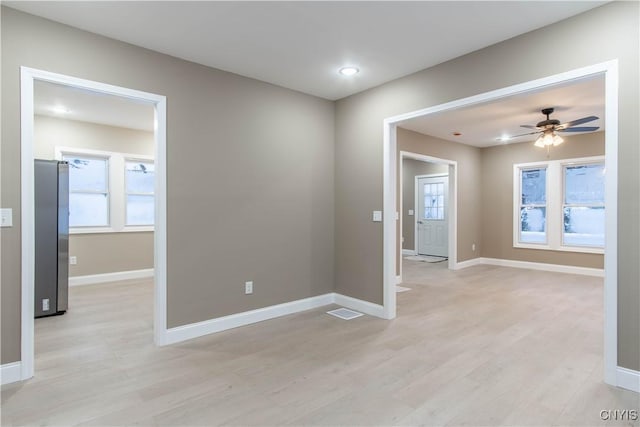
[338,67,359,76]
[452,132,462,136]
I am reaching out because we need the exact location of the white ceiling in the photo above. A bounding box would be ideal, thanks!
[35,80,155,131]
[399,76,605,148]
[8,1,606,100]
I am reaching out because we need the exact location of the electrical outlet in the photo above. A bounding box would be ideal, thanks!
[472,243,476,252]
[69,256,77,265]
[42,299,50,311]
[245,281,253,295]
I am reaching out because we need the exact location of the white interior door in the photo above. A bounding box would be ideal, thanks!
[417,175,449,257]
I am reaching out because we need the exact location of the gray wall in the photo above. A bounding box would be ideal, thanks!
[335,2,639,370]
[34,115,154,277]
[34,115,154,159]
[70,233,154,277]
[401,158,448,251]
[1,8,335,364]
[481,131,605,268]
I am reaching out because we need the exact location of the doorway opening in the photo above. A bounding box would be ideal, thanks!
[20,67,168,381]
[397,151,457,284]
[382,60,619,386]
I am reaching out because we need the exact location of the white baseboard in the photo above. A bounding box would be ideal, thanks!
[617,367,640,393]
[453,257,484,270]
[480,258,604,277]
[163,292,385,345]
[402,249,416,256]
[453,257,604,277]
[1,362,22,385]
[334,293,386,318]
[69,268,154,286]
[164,293,335,345]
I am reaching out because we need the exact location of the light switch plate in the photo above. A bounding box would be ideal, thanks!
[0,208,12,227]
[408,209,414,216]
[372,211,382,222]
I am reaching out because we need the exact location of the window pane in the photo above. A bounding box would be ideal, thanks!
[565,164,604,204]
[520,207,546,243]
[521,168,546,205]
[126,161,155,194]
[64,156,107,192]
[563,206,605,247]
[423,181,445,220]
[69,193,108,227]
[127,195,154,225]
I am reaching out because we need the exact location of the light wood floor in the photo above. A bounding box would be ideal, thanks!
[2,262,638,426]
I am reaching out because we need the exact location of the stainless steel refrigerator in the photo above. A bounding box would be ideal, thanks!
[34,159,69,318]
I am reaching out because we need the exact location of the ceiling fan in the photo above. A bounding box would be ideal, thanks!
[511,107,599,148]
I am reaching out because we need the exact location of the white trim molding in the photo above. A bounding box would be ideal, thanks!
[1,362,22,385]
[616,367,640,393]
[20,67,168,381]
[164,292,385,346]
[480,258,604,277]
[402,249,417,256]
[395,275,402,285]
[165,293,334,345]
[454,257,604,277]
[453,257,485,270]
[69,268,155,287]
[334,293,386,318]
[384,60,619,387]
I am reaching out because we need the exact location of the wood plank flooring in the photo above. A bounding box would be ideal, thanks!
[2,262,638,426]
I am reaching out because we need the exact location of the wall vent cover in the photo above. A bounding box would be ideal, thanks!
[327,308,364,320]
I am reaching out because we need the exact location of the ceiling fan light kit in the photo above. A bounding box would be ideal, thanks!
[507,107,599,151]
[534,130,564,148]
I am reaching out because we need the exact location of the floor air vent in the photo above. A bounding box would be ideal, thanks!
[327,308,364,320]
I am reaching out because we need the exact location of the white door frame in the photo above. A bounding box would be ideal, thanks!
[383,60,619,386]
[19,67,169,381]
[398,151,456,283]
[415,173,450,258]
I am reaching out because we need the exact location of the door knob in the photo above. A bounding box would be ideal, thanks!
[417,221,423,224]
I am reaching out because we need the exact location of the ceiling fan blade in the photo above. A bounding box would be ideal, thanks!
[557,126,600,132]
[508,130,541,138]
[557,115,599,129]
[520,125,541,129]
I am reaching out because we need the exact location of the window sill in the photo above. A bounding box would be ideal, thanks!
[70,226,154,235]
[514,242,604,255]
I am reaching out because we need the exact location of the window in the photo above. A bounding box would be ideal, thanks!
[424,182,445,220]
[64,155,109,227]
[563,163,605,247]
[519,167,547,244]
[56,147,154,233]
[126,160,155,226]
[514,156,604,253]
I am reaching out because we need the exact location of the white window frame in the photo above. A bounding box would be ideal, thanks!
[124,158,155,227]
[513,155,605,254]
[516,165,549,246]
[63,153,111,229]
[55,146,154,234]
